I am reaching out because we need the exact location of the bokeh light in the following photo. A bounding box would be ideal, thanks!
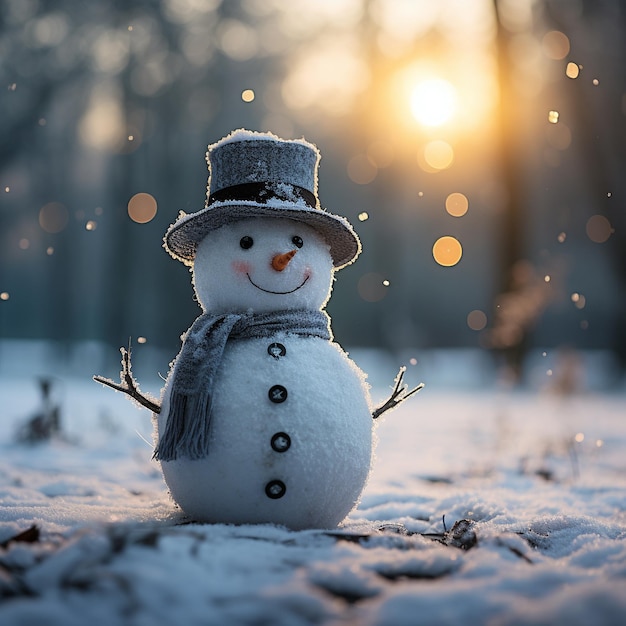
[546,122,571,150]
[586,215,612,243]
[566,62,580,79]
[39,202,69,233]
[445,192,469,217]
[432,236,463,267]
[548,110,559,124]
[128,193,158,224]
[347,154,377,184]
[467,309,487,331]
[79,84,125,152]
[541,30,570,60]
[358,272,387,302]
[421,140,454,171]
[218,19,258,61]
[241,89,255,102]
[366,141,394,168]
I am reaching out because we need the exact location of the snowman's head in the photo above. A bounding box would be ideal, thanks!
[192,217,334,314]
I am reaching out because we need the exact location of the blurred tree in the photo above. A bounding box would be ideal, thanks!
[488,0,625,380]
[490,0,534,378]
[543,0,626,370]
[0,0,623,377]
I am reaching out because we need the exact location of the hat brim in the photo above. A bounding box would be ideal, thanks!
[164,200,362,269]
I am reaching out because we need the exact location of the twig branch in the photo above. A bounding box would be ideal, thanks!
[93,342,161,414]
[372,367,423,420]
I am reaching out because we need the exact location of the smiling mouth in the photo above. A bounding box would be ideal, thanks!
[246,273,310,294]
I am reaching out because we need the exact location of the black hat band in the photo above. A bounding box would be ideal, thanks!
[208,182,317,209]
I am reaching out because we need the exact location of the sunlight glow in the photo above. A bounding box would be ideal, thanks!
[282,38,369,116]
[410,78,458,127]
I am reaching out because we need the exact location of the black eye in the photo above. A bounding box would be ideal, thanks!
[292,236,303,248]
[240,236,254,249]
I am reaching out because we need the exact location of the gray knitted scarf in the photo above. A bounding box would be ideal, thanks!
[153,309,332,462]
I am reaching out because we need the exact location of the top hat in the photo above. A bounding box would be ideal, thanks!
[163,129,361,269]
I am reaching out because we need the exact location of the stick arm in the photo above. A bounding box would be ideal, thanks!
[372,366,423,420]
[93,344,161,414]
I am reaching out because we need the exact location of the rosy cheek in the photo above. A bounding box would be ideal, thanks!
[232,260,252,275]
[304,267,312,280]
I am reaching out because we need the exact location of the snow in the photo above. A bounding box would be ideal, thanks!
[1,346,626,625]
[210,128,314,150]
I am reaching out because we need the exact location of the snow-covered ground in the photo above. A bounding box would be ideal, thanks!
[1,342,625,625]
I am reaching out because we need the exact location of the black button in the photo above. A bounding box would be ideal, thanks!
[268,385,287,403]
[268,342,286,359]
[271,432,291,453]
[265,480,286,499]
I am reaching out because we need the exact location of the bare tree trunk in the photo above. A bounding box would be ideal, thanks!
[491,0,529,379]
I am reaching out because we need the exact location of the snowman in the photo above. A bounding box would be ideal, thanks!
[95,129,421,530]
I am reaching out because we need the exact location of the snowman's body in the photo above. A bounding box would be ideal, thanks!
[158,332,372,529]
[156,216,375,529]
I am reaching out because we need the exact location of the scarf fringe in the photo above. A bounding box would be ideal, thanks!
[153,389,213,461]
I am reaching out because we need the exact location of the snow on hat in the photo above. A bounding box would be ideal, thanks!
[164,129,361,269]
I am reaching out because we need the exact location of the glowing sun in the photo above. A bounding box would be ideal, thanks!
[410,78,458,127]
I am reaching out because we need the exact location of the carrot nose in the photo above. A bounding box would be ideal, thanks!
[271,249,297,272]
